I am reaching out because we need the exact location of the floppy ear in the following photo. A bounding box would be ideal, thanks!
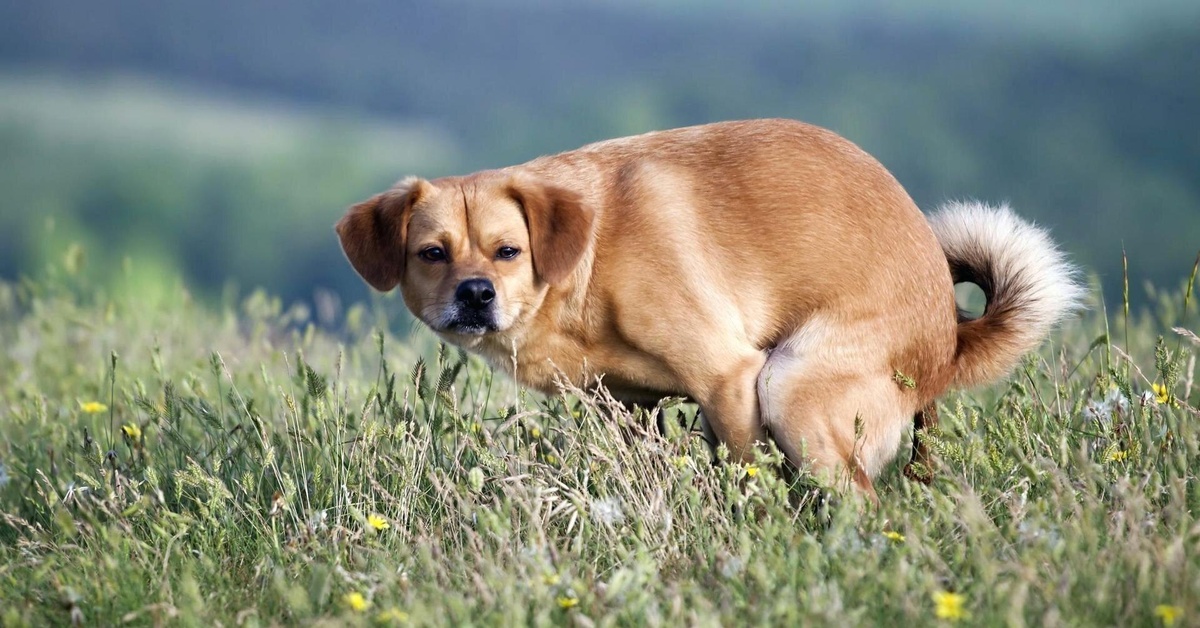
[335,177,429,292]
[508,178,595,286]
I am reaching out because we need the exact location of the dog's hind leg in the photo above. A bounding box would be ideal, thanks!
[903,403,938,484]
[757,316,916,495]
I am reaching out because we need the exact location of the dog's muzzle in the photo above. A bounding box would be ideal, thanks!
[445,278,499,334]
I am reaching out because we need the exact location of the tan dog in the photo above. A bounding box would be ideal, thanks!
[337,119,1082,494]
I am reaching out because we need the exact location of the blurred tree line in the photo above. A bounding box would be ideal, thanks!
[0,0,1197,312]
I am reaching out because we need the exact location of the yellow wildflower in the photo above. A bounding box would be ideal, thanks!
[81,401,108,414]
[556,595,579,609]
[882,530,905,543]
[933,591,969,621]
[1106,449,1129,463]
[1155,604,1183,626]
[1152,383,1170,404]
[745,465,759,478]
[342,592,370,612]
[545,454,558,464]
[376,608,409,623]
[121,423,142,441]
[367,514,390,531]
[470,422,481,434]
[530,427,542,439]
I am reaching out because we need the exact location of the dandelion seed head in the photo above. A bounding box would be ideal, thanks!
[719,556,745,579]
[308,510,328,532]
[1083,387,1128,424]
[590,497,624,526]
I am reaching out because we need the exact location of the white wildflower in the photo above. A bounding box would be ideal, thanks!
[1083,387,1129,424]
[590,497,625,526]
[719,555,745,579]
[1017,521,1063,550]
[307,509,328,532]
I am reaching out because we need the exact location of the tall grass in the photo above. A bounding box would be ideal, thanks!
[0,263,1197,626]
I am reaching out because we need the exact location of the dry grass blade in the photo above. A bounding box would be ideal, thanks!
[1172,327,1200,346]
[2,273,1198,625]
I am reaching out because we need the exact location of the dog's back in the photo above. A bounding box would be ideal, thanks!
[514,119,960,400]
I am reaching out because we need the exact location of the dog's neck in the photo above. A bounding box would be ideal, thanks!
[459,249,600,394]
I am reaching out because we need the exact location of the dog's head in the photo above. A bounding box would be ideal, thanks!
[336,174,594,338]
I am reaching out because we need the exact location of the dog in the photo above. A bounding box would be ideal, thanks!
[337,119,1082,495]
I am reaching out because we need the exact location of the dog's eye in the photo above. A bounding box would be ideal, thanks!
[418,247,447,263]
[496,246,520,260]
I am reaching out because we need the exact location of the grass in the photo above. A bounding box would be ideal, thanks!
[1,262,1198,626]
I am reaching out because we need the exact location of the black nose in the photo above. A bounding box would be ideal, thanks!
[455,278,496,310]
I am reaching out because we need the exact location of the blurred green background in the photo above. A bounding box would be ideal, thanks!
[1,0,1197,314]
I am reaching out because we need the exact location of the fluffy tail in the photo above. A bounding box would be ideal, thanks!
[928,201,1085,388]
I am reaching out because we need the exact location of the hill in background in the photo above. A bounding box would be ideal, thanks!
[0,0,1197,311]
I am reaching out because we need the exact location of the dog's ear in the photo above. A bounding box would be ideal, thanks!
[509,177,595,286]
[336,177,430,292]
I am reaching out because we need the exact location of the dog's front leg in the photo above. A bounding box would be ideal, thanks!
[690,351,769,464]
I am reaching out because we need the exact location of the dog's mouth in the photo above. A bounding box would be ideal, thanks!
[441,310,500,336]
[445,322,498,336]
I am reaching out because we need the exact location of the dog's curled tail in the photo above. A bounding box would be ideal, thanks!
[929,201,1085,389]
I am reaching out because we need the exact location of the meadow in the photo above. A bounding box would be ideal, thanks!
[4,2,1200,624]
[0,257,1198,626]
